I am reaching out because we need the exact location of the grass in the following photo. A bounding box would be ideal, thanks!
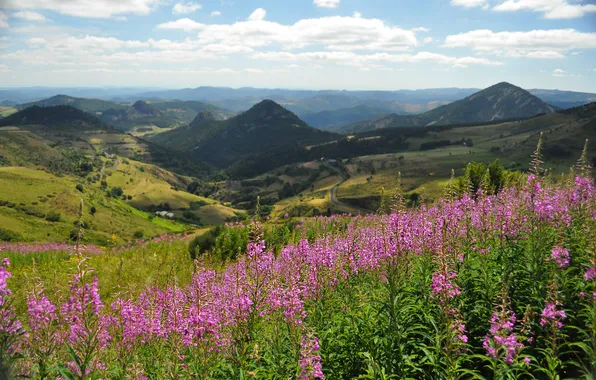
[104,158,243,225]
[0,106,17,117]
[0,167,192,244]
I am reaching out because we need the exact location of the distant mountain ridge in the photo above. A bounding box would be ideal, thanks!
[16,95,233,132]
[343,82,556,133]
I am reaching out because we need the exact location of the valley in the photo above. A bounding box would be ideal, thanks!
[0,82,594,245]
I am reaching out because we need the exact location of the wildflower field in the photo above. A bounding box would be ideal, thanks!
[1,151,596,379]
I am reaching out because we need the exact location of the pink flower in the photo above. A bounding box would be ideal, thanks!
[549,246,569,268]
[540,302,566,329]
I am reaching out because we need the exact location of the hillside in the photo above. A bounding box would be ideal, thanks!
[16,95,233,133]
[343,82,557,133]
[152,100,339,168]
[0,105,110,129]
[17,94,126,113]
[0,105,211,178]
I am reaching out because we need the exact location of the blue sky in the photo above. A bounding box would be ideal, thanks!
[0,0,595,92]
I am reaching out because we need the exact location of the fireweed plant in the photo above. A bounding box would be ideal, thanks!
[1,148,596,378]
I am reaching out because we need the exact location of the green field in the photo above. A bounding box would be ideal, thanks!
[0,167,190,244]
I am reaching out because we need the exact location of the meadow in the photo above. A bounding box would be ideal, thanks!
[1,141,595,379]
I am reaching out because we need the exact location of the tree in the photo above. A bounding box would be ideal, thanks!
[75,184,84,193]
[90,206,97,216]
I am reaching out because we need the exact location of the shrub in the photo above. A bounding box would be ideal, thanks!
[75,184,84,192]
[90,206,97,216]
[110,187,123,198]
[0,227,23,242]
[45,211,61,222]
[133,230,144,239]
[189,226,221,260]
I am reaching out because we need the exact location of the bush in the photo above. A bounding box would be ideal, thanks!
[189,226,221,260]
[90,206,97,216]
[75,184,84,193]
[133,230,144,239]
[0,227,23,242]
[110,187,123,198]
[45,211,61,222]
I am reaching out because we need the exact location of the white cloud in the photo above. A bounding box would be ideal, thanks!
[244,68,264,73]
[443,29,596,58]
[571,51,581,55]
[451,0,488,8]
[453,63,468,68]
[14,11,48,22]
[158,15,421,52]
[423,37,433,44]
[353,11,362,18]
[314,0,340,8]
[526,51,565,59]
[248,8,266,21]
[2,0,161,19]
[493,0,596,19]
[0,11,8,28]
[27,37,46,46]
[173,2,203,15]
[0,64,14,72]
[211,11,221,17]
[412,27,430,32]
[252,50,503,67]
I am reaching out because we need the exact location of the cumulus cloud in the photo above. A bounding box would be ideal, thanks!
[424,37,433,44]
[443,29,596,58]
[158,14,421,52]
[211,11,221,17]
[248,8,266,21]
[451,0,596,18]
[14,11,48,22]
[0,11,8,28]
[251,50,503,67]
[451,0,488,8]
[0,64,13,72]
[314,0,340,8]
[172,2,202,15]
[1,0,161,19]
[493,0,596,19]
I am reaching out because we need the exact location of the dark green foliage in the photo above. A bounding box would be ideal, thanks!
[0,227,23,242]
[45,211,61,222]
[181,211,201,225]
[133,230,144,239]
[189,226,221,260]
[0,105,108,129]
[75,184,84,193]
[89,206,97,216]
[110,187,123,198]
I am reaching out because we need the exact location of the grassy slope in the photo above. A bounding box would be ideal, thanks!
[0,106,17,117]
[104,159,242,225]
[0,167,188,244]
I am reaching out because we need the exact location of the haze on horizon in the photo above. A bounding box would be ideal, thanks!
[0,0,595,93]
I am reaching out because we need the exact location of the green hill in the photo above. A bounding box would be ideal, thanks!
[343,82,556,133]
[0,105,109,129]
[152,100,340,168]
[17,95,126,113]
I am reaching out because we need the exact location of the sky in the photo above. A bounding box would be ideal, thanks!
[0,0,595,92]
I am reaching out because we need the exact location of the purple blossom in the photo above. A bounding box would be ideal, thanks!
[540,302,566,329]
[483,304,523,364]
[549,246,570,268]
[299,334,324,379]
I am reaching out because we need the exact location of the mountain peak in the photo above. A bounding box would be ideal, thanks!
[241,100,300,123]
[131,100,158,116]
[189,110,216,128]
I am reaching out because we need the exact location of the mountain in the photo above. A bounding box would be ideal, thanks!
[302,105,391,130]
[343,82,556,133]
[151,100,339,168]
[0,105,109,129]
[17,95,126,113]
[16,95,233,132]
[528,89,596,110]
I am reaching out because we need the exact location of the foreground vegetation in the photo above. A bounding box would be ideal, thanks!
[1,141,596,379]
